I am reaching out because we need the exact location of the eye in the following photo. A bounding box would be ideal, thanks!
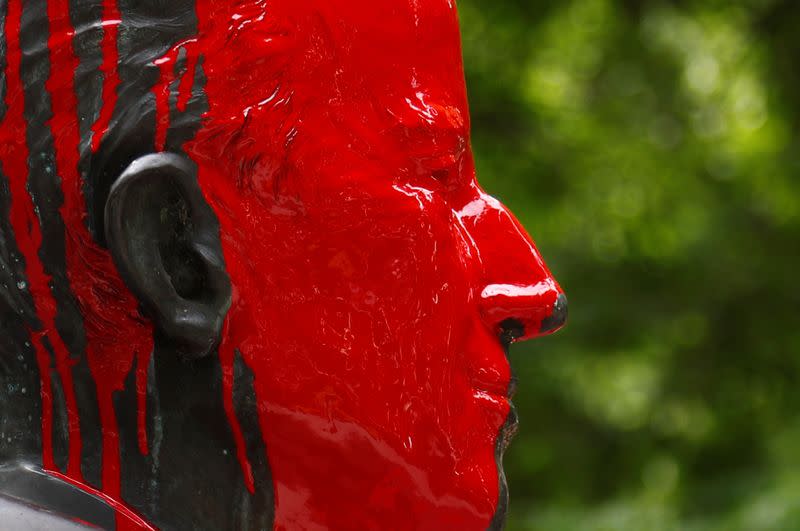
[393,113,467,173]
[400,123,466,173]
[386,93,469,184]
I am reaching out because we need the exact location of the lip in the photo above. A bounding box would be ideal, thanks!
[469,335,521,451]
[485,340,519,531]
[497,340,520,452]
[498,402,519,453]
[500,384,520,452]
[506,367,518,400]
[469,334,517,398]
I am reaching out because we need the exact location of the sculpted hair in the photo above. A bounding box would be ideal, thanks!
[0,0,204,466]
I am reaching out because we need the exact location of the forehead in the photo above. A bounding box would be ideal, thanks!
[200,0,468,105]
[171,0,475,189]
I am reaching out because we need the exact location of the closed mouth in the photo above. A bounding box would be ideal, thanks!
[498,332,521,452]
[497,401,519,454]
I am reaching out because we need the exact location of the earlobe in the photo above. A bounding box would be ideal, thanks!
[104,153,231,359]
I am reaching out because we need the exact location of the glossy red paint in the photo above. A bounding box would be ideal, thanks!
[6,0,565,529]
[186,1,564,528]
[46,1,155,529]
[1,0,58,474]
[0,1,156,528]
[154,48,178,153]
[91,0,122,153]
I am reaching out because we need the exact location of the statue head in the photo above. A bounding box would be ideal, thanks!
[0,0,566,529]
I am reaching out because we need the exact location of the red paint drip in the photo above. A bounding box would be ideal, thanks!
[97,391,120,497]
[90,0,121,153]
[135,347,151,456]
[176,48,198,113]
[1,0,84,480]
[24,1,567,529]
[32,336,55,470]
[153,50,178,152]
[45,1,155,526]
[219,329,255,494]
[154,40,200,152]
[52,338,83,480]
[150,25,259,483]
[184,2,566,528]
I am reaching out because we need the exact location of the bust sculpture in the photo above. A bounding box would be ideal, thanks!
[0,0,567,529]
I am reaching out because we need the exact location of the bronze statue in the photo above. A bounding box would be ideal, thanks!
[0,0,566,529]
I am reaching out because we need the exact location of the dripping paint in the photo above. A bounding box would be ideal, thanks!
[0,0,566,529]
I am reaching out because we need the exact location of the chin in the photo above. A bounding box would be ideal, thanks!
[488,409,518,531]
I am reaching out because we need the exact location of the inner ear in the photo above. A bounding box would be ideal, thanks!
[159,182,207,300]
[105,153,231,359]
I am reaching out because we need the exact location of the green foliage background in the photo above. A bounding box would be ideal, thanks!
[458,1,800,529]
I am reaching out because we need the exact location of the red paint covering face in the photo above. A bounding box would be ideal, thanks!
[3,0,563,528]
[183,0,564,528]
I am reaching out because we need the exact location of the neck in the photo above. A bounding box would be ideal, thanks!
[2,341,275,529]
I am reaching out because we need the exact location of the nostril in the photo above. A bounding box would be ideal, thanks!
[480,282,566,342]
[498,318,525,349]
[539,293,568,334]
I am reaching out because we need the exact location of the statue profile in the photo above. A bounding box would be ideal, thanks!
[0,1,567,529]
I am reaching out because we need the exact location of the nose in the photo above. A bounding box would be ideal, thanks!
[540,293,569,334]
[456,186,567,343]
[480,284,568,344]
[481,285,568,342]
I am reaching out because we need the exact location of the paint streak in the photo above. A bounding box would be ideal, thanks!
[18,0,567,529]
[45,2,154,527]
[186,1,565,528]
[90,0,121,153]
[154,52,177,152]
[1,0,77,477]
[32,338,55,471]
[220,331,255,494]
[135,348,151,456]
[153,37,257,490]
[177,45,198,113]
[154,40,201,152]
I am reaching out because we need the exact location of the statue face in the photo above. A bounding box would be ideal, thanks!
[0,0,564,529]
[183,0,565,527]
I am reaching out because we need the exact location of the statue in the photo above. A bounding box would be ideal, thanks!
[0,0,567,529]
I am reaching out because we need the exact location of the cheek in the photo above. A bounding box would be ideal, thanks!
[262,194,468,363]
[208,184,503,525]
[221,187,478,412]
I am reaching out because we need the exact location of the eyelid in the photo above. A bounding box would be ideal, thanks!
[385,94,469,181]
[398,126,466,178]
[396,117,467,160]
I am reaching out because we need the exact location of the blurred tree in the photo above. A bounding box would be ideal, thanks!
[458,0,800,529]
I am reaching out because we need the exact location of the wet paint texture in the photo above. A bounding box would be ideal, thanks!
[4,0,155,528]
[2,0,564,529]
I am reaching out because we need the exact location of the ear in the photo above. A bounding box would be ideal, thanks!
[104,153,231,359]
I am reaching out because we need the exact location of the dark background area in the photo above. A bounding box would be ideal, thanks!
[459,1,800,529]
